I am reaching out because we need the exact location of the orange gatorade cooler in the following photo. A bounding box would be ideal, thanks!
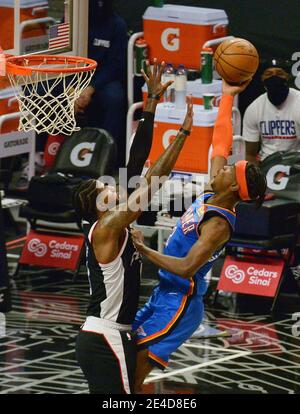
[143,5,228,69]
[142,78,222,106]
[0,87,19,134]
[148,103,218,173]
[0,0,48,51]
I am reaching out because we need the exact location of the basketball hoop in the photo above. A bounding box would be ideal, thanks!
[5,55,97,135]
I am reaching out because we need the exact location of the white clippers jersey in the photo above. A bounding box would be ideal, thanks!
[242,88,300,161]
[82,221,142,325]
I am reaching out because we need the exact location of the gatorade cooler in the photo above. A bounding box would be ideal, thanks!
[0,0,48,51]
[142,79,222,106]
[143,5,228,69]
[0,87,19,134]
[148,103,218,173]
[0,74,11,90]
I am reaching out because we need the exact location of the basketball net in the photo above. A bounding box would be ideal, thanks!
[4,55,97,136]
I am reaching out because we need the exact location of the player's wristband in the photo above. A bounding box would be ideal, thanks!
[148,93,161,100]
[179,127,191,136]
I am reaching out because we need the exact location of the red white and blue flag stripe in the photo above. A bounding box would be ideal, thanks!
[49,23,70,49]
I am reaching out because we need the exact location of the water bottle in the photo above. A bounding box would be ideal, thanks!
[175,65,187,109]
[0,47,6,77]
[201,47,213,84]
[134,38,148,77]
[162,63,175,107]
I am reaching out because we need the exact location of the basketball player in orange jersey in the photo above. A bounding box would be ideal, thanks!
[131,78,267,392]
[73,60,195,394]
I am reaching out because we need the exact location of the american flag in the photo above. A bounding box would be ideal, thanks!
[49,23,70,49]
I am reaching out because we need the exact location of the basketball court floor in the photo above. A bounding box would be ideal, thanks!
[1,0,300,396]
[1,248,300,395]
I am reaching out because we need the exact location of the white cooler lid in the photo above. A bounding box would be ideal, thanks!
[142,79,222,97]
[187,79,222,96]
[143,4,228,26]
[154,103,218,126]
[0,0,47,8]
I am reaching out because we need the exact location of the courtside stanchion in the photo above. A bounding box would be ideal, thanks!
[0,190,11,313]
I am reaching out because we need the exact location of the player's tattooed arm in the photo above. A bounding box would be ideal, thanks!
[131,216,231,279]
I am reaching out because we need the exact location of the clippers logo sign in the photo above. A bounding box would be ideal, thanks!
[20,231,85,271]
[218,256,284,297]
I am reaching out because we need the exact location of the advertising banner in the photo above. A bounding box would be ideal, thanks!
[218,256,285,297]
[20,231,84,271]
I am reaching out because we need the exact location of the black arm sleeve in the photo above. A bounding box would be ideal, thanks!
[126,111,155,193]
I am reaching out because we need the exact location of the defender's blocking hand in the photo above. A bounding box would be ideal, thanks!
[181,95,194,133]
[142,58,174,99]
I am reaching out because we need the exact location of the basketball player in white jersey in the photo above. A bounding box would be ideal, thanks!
[73,60,194,394]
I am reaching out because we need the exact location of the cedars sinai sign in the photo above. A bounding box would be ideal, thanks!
[20,231,85,271]
[218,256,284,297]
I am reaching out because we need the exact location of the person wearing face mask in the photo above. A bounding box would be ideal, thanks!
[74,0,128,167]
[243,59,300,164]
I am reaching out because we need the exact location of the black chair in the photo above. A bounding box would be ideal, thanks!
[16,127,117,276]
[223,198,300,311]
[21,127,116,230]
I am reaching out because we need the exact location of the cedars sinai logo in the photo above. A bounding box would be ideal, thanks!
[27,238,48,257]
[48,142,61,156]
[225,265,246,284]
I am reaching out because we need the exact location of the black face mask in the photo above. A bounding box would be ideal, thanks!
[264,76,289,107]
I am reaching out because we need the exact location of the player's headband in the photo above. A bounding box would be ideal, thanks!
[235,160,250,201]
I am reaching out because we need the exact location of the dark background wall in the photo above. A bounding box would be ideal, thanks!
[114,0,300,113]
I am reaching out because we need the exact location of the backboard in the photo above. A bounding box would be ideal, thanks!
[0,0,88,57]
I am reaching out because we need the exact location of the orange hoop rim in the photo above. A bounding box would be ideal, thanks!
[6,55,97,76]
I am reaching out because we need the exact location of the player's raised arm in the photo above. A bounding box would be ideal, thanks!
[126,59,174,185]
[100,97,193,230]
[209,79,251,184]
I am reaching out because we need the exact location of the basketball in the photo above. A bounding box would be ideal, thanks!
[214,38,259,85]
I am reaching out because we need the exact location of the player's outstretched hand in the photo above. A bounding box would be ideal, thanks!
[131,228,145,253]
[142,58,173,99]
[181,95,194,133]
[222,78,252,96]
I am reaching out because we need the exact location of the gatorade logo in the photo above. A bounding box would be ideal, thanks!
[70,143,96,167]
[161,28,180,51]
[28,238,48,258]
[266,164,291,190]
[162,129,178,149]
